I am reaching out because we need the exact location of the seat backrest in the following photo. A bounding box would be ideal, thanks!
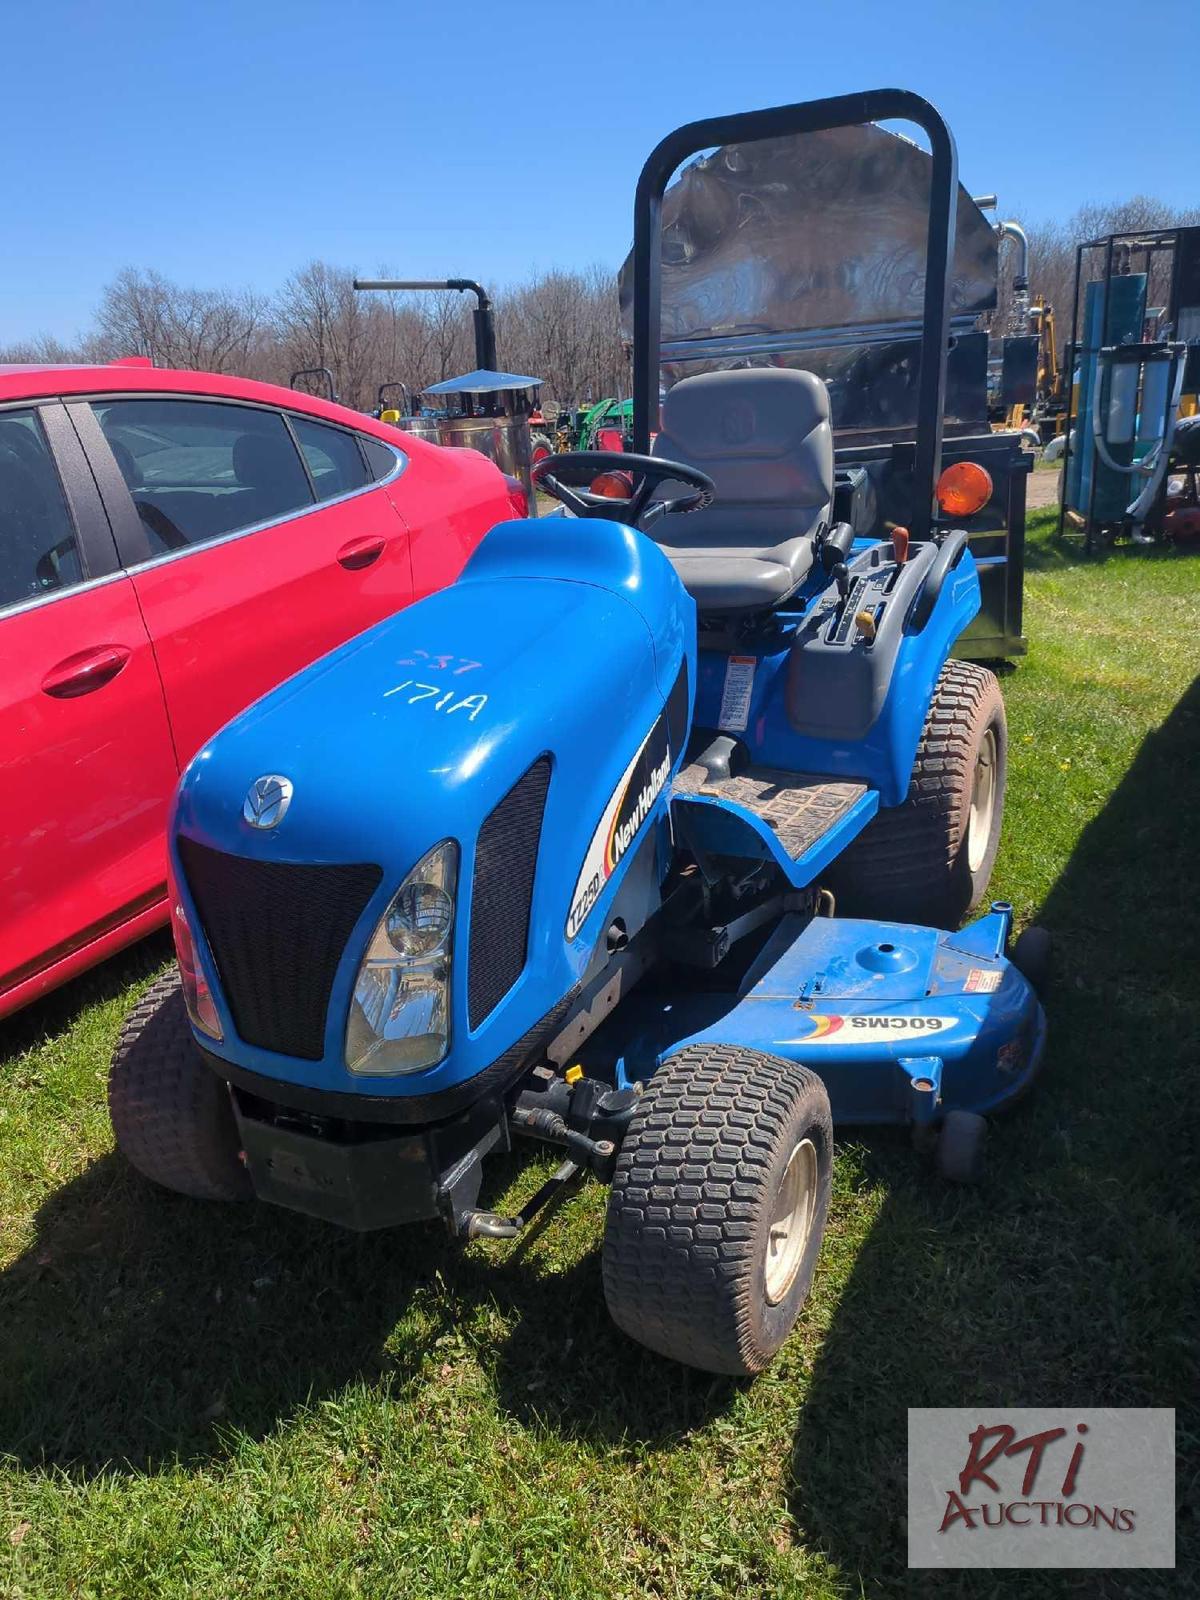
[651,368,834,547]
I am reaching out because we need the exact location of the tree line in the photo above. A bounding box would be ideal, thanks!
[988,195,1198,341]
[0,262,630,414]
[3,196,1194,414]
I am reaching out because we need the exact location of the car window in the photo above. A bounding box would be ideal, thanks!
[360,435,401,482]
[91,398,314,556]
[0,409,84,612]
[289,415,369,502]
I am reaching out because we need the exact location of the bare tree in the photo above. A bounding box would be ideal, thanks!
[8,197,1190,408]
[991,196,1200,355]
[92,267,267,372]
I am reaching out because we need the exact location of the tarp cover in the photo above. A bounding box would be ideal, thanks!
[618,122,998,440]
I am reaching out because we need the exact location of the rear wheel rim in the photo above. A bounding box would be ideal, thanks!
[764,1137,818,1304]
[968,725,998,874]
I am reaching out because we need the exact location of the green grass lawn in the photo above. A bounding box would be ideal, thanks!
[2,511,1197,1599]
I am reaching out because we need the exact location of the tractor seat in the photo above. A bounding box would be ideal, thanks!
[650,368,834,612]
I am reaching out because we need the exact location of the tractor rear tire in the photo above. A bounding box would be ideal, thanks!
[108,971,250,1201]
[828,659,1007,928]
[601,1043,832,1376]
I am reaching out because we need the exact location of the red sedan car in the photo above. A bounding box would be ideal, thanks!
[0,360,518,1018]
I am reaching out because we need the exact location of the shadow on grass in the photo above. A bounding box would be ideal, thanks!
[0,1137,734,1478]
[787,675,1199,1596]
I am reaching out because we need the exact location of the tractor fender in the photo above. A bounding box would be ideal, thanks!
[694,539,981,807]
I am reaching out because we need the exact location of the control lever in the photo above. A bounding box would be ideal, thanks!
[818,521,855,605]
[820,521,855,574]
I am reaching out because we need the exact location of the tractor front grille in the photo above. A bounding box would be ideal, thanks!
[467,756,551,1029]
[177,837,381,1061]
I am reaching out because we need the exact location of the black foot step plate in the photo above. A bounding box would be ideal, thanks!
[673,764,868,861]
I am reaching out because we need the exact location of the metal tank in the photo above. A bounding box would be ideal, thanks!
[420,369,545,512]
[390,415,442,445]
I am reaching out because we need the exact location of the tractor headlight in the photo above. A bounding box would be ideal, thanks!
[345,840,457,1076]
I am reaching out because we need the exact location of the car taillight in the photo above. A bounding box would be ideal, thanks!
[503,474,529,518]
[170,877,222,1040]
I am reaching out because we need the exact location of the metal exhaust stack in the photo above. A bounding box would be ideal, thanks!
[353,278,497,372]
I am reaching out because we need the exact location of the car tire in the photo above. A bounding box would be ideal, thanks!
[108,971,250,1201]
[601,1043,832,1376]
[828,659,1007,928]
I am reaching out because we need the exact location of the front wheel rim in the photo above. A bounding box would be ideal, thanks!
[764,1137,818,1304]
[967,725,998,874]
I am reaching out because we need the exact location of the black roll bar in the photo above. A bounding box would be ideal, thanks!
[630,88,958,542]
[289,366,338,404]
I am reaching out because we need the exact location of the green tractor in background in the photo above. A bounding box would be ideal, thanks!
[540,397,634,459]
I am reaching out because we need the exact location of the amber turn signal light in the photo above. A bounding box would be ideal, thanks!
[590,470,634,499]
[936,461,992,519]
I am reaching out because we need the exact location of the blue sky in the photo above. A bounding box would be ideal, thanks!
[2,0,1193,343]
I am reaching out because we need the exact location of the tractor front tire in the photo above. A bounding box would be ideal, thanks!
[108,971,250,1201]
[601,1044,832,1376]
[828,659,1007,928]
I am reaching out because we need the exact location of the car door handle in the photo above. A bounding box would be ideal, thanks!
[41,645,133,699]
[337,535,388,570]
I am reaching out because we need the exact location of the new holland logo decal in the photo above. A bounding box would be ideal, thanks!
[566,709,671,941]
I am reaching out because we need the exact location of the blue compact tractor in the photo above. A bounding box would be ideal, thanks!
[109,91,1047,1375]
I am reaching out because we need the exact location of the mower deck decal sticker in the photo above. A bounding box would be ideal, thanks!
[788,1014,961,1044]
[718,655,756,733]
[965,966,1002,994]
[566,708,671,940]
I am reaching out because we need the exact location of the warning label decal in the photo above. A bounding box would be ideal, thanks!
[718,655,756,733]
[965,967,1002,994]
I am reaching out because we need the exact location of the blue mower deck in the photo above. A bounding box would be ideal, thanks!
[596,903,1045,1135]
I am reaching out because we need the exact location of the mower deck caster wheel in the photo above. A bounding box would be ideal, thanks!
[911,1122,939,1157]
[936,1110,987,1184]
[1010,925,1051,996]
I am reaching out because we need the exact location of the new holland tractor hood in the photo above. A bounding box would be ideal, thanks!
[172,520,694,1104]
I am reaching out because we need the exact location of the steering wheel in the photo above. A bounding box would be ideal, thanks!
[532,451,714,528]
